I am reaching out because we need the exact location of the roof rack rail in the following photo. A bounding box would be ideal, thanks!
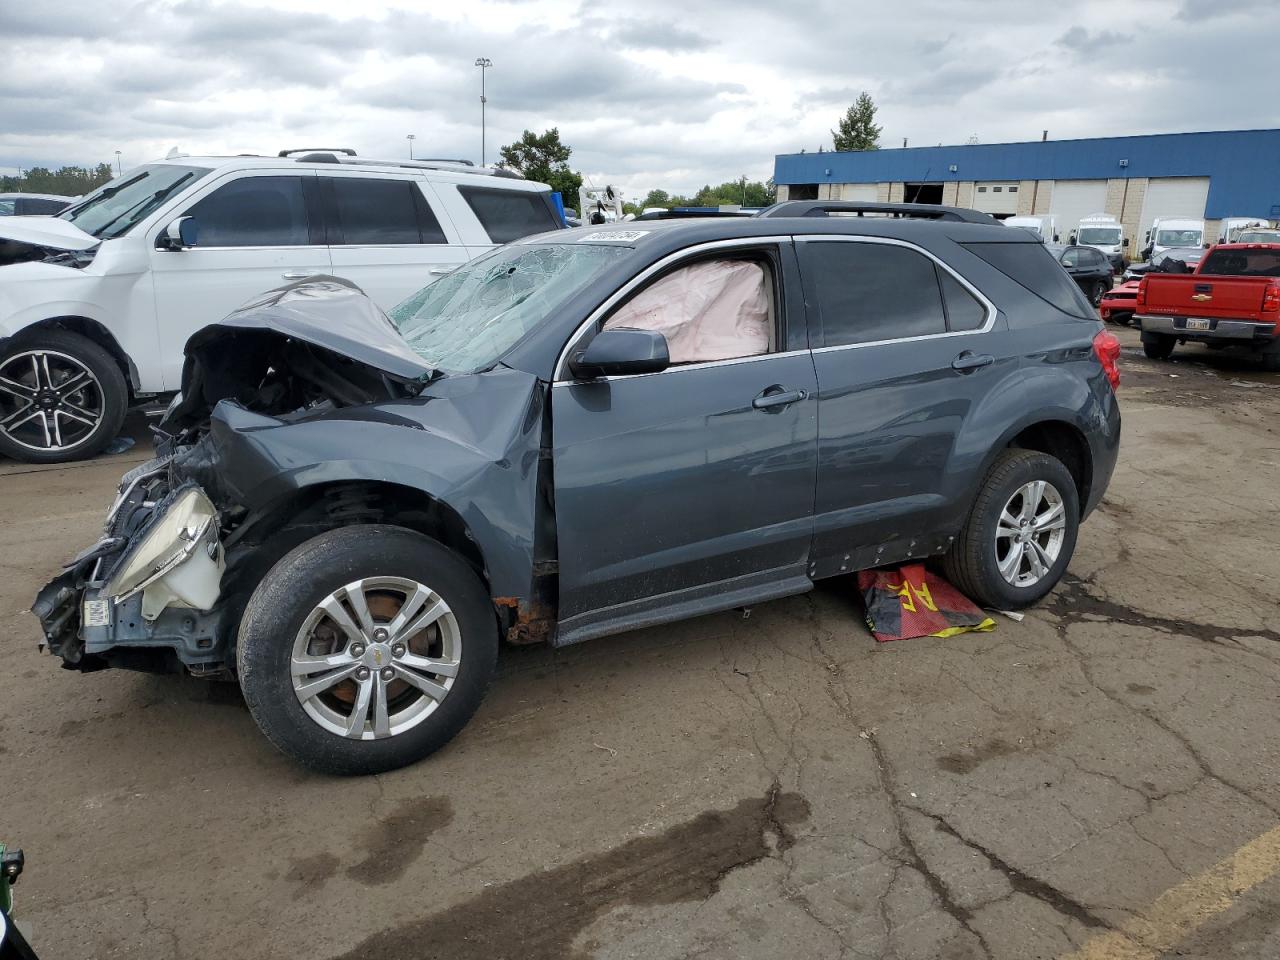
[279,148,357,157]
[756,201,996,224]
[325,156,525,179]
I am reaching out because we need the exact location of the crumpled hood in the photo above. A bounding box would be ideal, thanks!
[0,215,99,251]
[185,275,434,381]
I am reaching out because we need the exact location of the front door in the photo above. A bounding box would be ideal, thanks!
[551,243,818,639]
[149,172,330,390]
[795,236,1008,574]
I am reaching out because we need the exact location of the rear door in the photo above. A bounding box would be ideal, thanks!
[149,171,330,390]
[322,174,469,311]
[796,235,1006,575]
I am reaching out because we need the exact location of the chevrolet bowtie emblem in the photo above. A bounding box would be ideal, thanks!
[1191,293,1212,302]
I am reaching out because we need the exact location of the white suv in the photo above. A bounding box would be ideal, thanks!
[0,149,563,462]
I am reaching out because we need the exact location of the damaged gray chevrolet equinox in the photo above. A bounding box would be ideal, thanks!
[34,201,1122,774]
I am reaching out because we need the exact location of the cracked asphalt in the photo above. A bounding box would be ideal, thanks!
[2,323,1278,959]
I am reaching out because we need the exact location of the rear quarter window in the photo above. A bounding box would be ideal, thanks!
[459,187,559,243]
[962,242,1095,318]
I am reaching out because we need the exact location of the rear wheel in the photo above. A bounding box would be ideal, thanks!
[1143,335,1176,361]
[1089,280,1108,307]
[943,450,1079,609]
[237,525,498,775]
[0,329,127,463]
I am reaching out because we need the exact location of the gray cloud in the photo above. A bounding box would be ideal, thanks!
[1,0,1278,197]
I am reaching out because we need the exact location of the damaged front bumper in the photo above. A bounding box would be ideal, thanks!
[32,458,232,674]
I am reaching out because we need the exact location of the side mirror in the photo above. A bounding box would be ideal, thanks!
[1203,242,1210,249]
[1069,233,1077,244]
[570,328,669,379]
[1122,238,1130,248]
[157,216,198,251]
[1052,233,1060,242]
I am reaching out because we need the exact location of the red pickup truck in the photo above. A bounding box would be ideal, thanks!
[1136,243,1280,370]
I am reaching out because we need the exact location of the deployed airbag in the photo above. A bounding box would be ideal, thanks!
[604,260,770,363]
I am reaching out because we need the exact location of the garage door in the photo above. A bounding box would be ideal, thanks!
[1051,180,1109,239]
[1138,177,1210,246]
[832,183,878,202]
[971,182,1019,216]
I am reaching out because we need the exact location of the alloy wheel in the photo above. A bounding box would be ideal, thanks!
[994,480,1067,587]
[290,577,462,740]
[0,350,104,453]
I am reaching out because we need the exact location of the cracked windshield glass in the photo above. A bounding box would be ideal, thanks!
[389,243,628,373]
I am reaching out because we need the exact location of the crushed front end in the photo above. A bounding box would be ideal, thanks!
[33,457,232,675]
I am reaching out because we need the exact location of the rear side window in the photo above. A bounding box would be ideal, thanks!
[184,176,311,247]
[0,199,14,216]
[939,270,987,331]
[962,242,1094,318]
[329,178,446,245]
[18,198,69,215]
[802,241,946,346]
[459,187,558,243]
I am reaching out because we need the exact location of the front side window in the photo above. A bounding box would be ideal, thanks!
[459,187,559,243]
[603,259,774,364]
[60,164,211,239]
[803,242,946,346]
[183,176,311,247]
[330,178,445,245]
[389,242,629,374]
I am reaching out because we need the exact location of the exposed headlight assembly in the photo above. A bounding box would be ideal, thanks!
[103,486,224,620]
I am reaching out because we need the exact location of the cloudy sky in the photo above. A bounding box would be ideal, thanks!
[2,0,1277,199]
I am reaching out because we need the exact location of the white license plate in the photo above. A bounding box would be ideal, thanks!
[1186,318,1211,331]
[82,599,111,627]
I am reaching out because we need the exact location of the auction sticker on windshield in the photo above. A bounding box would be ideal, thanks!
[577,231,650,242]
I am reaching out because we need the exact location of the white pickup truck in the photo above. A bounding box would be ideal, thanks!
[0,150,562,462]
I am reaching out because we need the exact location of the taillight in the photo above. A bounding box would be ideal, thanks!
[1136,277,1147,310]
[1263,280,1280,314]
[1093,329,1121,389]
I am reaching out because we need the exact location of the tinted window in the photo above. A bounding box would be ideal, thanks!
[804,241,946,346]
[1061,248,1081,267]
[939,269,987,331]
[18,198,69,215]
[185,176,310,247]
[963,242,1094,318]
[330,178,445,245]
[460,187,559,243]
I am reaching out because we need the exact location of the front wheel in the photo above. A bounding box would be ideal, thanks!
[942,450,1080,609]
[237,525,498,775]
[0,329,128,463]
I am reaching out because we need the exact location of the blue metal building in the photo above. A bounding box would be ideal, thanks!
[773,128,1280,243]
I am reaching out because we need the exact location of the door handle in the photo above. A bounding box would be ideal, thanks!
[951,351,995,373]
[281,271,316,279]
[752,386,807,410]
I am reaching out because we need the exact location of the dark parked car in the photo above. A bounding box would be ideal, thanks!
[1122,246,1205,283]
[1046,243,1114,306]
[34,201,1123,774]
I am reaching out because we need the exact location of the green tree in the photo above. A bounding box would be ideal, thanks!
[0,162,116,196]
[497,128,583,200]
[832,92,882,152]
[640,189,671,209]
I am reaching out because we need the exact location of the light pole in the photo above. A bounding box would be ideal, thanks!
[474,57,492,166]
[407,134,416,160]
[114,150,122,175]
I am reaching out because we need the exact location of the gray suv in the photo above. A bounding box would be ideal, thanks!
[35,202,1122,774]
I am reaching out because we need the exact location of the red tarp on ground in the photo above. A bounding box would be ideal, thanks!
[857,563,996,643]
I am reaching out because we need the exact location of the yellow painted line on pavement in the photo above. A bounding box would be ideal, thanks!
[1059,824,1280,960]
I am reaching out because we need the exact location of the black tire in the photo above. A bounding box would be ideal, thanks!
[1260,348,1280,373]
[942,449,1080,610]
[1089,280,1108,307]
[1143,336,1176,361]
[1110,312,1132,327]
[237,525,498,775]
[0,328,128,463]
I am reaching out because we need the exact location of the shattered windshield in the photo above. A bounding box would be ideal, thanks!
[389,243,629,374]
[60,164,211,240]
[1077,227,1121,245]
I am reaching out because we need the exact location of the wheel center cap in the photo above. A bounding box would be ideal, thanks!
[363,642,392,668]
[37,391,57,408]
